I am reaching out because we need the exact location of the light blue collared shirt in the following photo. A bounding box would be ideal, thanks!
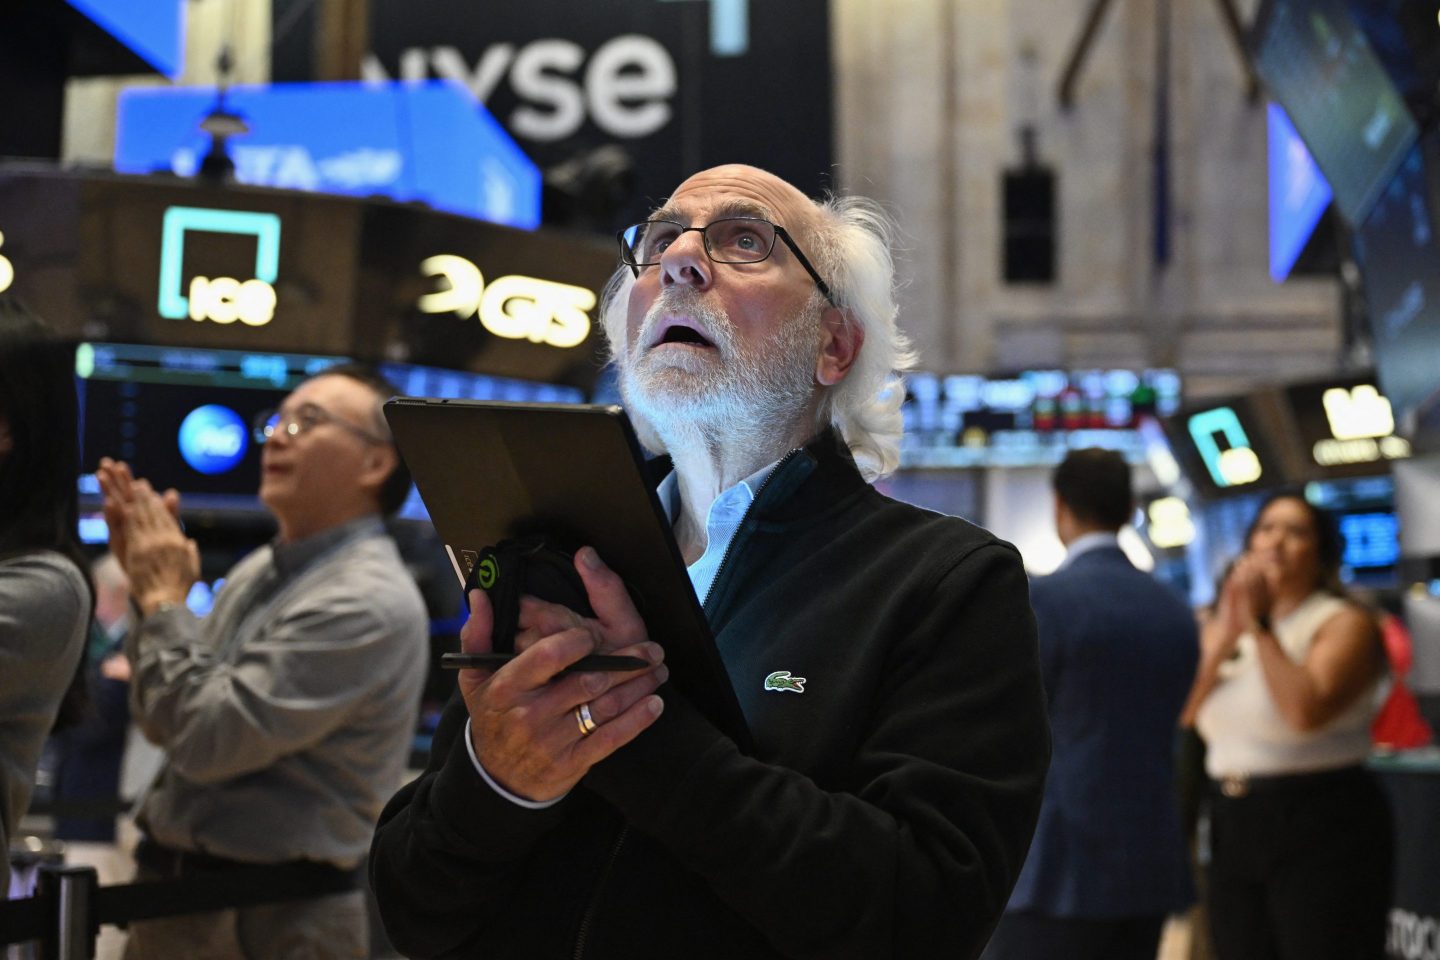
[469,458,780,808]
[656,460,778,605]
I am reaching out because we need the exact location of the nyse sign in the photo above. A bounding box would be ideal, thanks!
[365,35,677,142]
[418,255,594,349]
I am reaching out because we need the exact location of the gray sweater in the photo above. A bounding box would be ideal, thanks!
[128,517,428,868]
[1,551,89,893]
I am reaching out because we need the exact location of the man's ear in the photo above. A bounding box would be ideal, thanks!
[359,444,398,499]
[816,308,863,387]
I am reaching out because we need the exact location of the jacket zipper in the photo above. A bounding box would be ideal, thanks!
[572,447,803,956]
[572,823,630,960]
[700,448,802,611]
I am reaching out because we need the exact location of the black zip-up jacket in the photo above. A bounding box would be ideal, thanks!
[370,432,1051,959]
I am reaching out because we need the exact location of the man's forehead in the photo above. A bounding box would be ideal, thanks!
[284,373,369,413]
[659,165,816,231]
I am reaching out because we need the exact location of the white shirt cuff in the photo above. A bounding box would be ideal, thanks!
[463,718,567,810]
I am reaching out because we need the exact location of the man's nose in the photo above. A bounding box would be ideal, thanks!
[659,228,713,293]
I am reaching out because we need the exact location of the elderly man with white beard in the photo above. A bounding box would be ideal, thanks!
[369,165,1050,960]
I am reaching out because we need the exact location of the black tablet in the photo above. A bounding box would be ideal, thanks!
[384,397,752,750]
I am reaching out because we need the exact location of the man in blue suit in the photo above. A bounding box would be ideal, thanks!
[984,448,1198,960]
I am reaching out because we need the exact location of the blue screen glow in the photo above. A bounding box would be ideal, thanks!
[1340,511,1401,569]
[115,81,541,228]
[66,0,183,78]
[1268,102,1333,283]
[178,404,249,475]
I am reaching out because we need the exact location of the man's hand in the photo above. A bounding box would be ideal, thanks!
[97,458,181,578]
[117,478,200,616]
[459,547,667,803]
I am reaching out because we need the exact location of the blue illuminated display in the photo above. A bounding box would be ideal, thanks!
[1339,511,1400,569]
[1268,103,1333,283]
[115,81,541,228]
[66,0,183,78]
[178,404,249,475]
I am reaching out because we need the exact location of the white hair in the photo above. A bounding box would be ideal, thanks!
[598,193,914,481]
[807,194,914,480]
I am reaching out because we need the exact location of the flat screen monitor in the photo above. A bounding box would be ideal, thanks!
[1269,102,1334,282]
[899,368,1182,468]
[1164,397,1281,499]
[1353,142,1440,434]
[1280,373,1412,479]
[75,342,342,510]
[1252,0,1418,224]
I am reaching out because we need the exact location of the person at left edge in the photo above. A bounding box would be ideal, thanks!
[0,299,91,895]
[98,364,428,960]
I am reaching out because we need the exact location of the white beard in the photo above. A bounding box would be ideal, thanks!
[618,289,822,455]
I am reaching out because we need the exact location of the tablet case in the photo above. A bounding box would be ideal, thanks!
[384,398,752,750]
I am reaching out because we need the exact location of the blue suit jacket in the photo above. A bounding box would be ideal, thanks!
[1006,545,1198,918]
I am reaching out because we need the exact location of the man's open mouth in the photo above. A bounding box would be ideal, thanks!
[649,318,716,349]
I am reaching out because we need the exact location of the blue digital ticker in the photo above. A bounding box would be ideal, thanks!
[178,404,249,476]
[115,81,542,228]
[66,0,184,78]
[1339,511,1401,569]
[1268,102,1333,283]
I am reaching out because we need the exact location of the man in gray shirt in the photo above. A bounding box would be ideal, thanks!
[98,365,428,960]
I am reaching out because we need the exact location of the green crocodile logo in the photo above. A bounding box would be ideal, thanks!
[764,670,806,693]
[477,556,498,590]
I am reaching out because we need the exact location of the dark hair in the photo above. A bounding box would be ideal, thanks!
[0,298,85,562]
[305,363,411,516]
[1243,490,1345,594]
[1052,447,1133,530]
[0,297,92,729]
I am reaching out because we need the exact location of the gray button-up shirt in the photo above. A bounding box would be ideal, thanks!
[128,516,428,868]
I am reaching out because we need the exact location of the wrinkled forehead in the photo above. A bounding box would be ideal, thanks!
[655,165,819,241]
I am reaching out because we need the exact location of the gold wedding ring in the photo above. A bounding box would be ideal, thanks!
[575,702,597,737]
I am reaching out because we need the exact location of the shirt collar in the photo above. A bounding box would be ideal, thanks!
[1058,531,1120,570]
[271,515,384,578]
[656,460,779,527]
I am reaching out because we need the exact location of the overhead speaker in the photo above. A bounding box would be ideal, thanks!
[1002,165,1058,284]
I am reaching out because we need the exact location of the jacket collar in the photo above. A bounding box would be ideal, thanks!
[644,427,867,524]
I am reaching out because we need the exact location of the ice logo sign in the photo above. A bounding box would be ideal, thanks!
[1187,407,1263,488]
[158,207,281,327]
[179,405,248,475]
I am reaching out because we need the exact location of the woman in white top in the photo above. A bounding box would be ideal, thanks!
[1182,492,1390,960]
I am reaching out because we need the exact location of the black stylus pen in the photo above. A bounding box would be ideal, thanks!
[440,652,651,673]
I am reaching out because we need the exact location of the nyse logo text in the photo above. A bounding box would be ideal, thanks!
[364,35,676,142]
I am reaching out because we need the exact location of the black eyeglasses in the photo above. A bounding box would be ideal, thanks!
[617,217,838,308]
[253,403,388,446]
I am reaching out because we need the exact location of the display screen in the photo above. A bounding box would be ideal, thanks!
[1268,102,1334,282]
[1280,373,1411,479]
[66,0,184,78]
[1165,397,1280,499]
[1354,142,1440,431]
[1253,0,1417,224]
[75,344,586,514]
[898,368,1181,468]
[76,342,344,507]
[1339,510,1401,569]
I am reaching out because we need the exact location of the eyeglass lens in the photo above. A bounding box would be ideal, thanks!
[625,219,777,265]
